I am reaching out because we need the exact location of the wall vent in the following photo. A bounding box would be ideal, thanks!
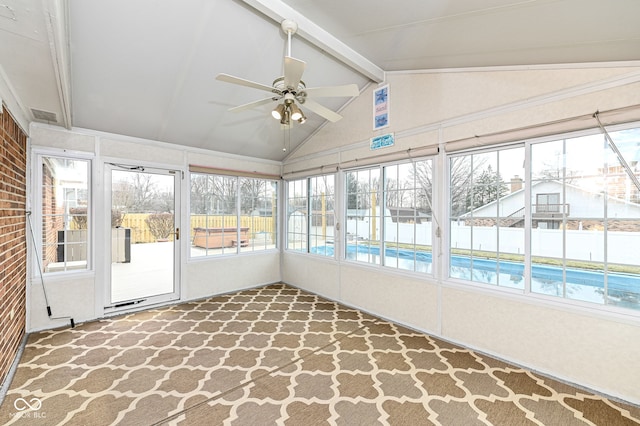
[31,108,58,123]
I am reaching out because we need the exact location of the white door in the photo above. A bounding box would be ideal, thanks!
[106,165,180,310]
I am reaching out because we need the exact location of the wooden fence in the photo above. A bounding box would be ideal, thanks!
[120,214,276,244]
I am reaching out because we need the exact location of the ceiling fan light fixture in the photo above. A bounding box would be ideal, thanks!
[297,110,307,124]
[272,103,285,120]
[280,109,290,125]
[289,103,303,121]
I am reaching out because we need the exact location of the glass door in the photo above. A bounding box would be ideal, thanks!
[107,165,180,309]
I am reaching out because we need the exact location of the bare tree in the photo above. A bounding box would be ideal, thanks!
[240,178,268,214]
[210,176,238,214]
[412,160,433,214]
[190,174,213,214]
[131,174,157,212]
[112,179,134,211]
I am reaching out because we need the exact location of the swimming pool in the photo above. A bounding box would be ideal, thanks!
[310,244,640,308]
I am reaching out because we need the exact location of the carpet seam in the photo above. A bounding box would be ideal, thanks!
[152,320,381,425]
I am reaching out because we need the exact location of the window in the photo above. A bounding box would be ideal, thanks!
[345,167,381,264]
[449,146,526,288]
[190,173,277,257]
[383,161,433,272]
[530,129,640,308]
[450,123,640,311]
[535,193,561,213]
[40,156,91,273]
[287,179,307,252]
[240,177,277,251]
[309,175,335,256]
[286,174,335,256]
[345,159,434,272]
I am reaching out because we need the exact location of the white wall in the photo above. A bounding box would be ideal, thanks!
[28,125,282,331]
[282,64,640,405]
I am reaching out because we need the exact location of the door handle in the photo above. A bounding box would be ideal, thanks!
[170,228,180,240]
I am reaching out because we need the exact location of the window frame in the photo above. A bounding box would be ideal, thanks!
[342,156,435,274]
[188,171,278,258]
[285,173,336,257]
[447,144,527,289]
[446,121,640,313]
[34,151,93,275]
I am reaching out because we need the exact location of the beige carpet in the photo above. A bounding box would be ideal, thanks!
[1,283,639,425]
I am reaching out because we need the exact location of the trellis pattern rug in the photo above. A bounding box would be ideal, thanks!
[1,283,638,425]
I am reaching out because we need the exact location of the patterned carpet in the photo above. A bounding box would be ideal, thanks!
[1,283,639,425]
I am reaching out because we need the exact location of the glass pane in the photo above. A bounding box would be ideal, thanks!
[469,152,500,285]
[189,174,238,256]
[111,169,175,303]
[563,135,606,304]
[604,128,640,310]
[450,155,473,280]
[530,139,567,298]
[240,178,277,252]
[345,168,381,265]
[190,174,210,258]
[41,157,90,273]
[309,175,335,256]
[450,148,525,288]
[382,160,433,273]
[530,135,614,305]
[497,147,525,289]
[287,179,307,252]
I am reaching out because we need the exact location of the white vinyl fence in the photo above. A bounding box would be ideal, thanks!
[346,217,639,265]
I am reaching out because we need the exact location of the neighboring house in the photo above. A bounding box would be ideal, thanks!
[346,209,370,220]
[463,180,640,230]
[346,207,432,244]
[387,207,430,224]
[347,207,429,223]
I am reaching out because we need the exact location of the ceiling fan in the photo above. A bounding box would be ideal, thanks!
[216,19,359,126]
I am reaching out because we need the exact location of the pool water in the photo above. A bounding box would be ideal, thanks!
[310,244,640,310]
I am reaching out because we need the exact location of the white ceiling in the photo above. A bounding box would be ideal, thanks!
[0,0,639,161]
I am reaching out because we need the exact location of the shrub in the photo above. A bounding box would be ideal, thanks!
[69,207,88,229]
[146,213,174,240]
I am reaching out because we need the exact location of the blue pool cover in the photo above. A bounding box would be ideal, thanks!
[311,244,639,294]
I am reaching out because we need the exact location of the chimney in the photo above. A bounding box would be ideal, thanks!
[510,175,523,193]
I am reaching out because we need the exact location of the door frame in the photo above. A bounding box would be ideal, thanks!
[103,162,181,313]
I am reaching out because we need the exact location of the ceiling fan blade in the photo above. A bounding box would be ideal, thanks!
[284,56,306,90]
[228,97,278,113]
[302,99,343,122]
[303,84,360,98]
[216,73,280,94]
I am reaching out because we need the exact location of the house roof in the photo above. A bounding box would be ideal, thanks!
[463,179,640,218]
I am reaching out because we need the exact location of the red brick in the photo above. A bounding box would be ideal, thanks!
[0,107,27,389]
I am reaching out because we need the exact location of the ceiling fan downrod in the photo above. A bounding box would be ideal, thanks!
[281,19,298,57]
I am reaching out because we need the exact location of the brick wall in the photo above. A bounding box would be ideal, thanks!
[0,106,27,389]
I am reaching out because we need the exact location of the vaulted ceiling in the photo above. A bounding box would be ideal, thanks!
[0,0,638,161]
